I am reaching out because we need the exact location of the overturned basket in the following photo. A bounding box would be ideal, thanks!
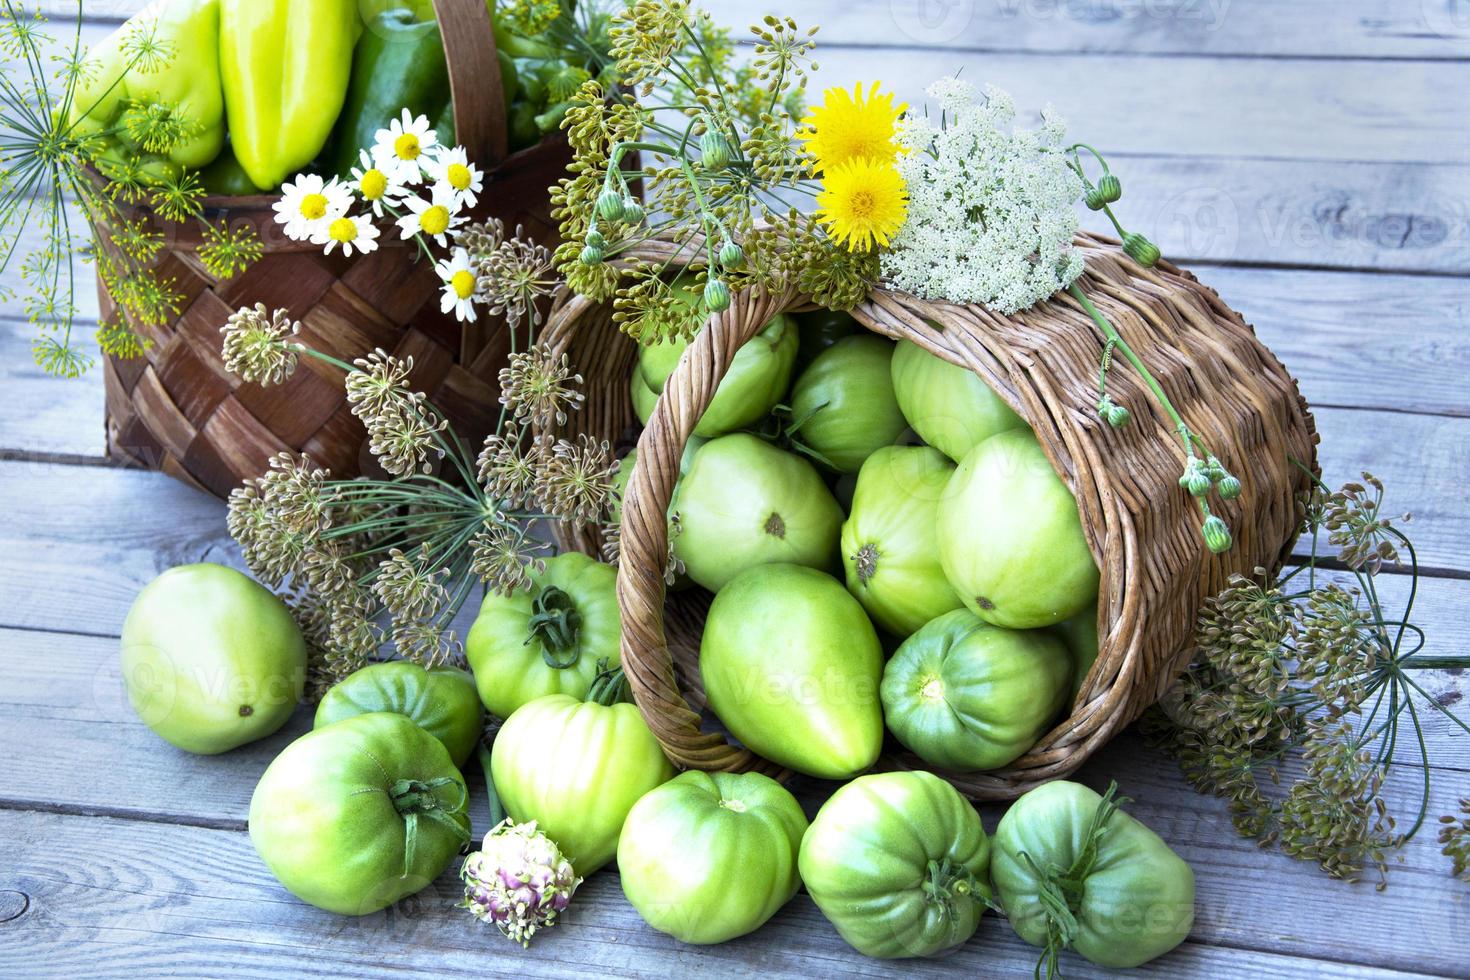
[100,0,571,499]
[541,232,1318,800]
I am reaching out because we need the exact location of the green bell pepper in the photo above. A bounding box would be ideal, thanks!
[68,0,226,173]
[220,0,359,191]
[200,145,269,196]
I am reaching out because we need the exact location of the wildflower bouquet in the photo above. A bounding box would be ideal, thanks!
[0,1,260,377]
[556,1,1239,551]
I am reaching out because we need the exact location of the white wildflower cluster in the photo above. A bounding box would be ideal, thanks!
[272,109,491,322]
[883,79,1086,314]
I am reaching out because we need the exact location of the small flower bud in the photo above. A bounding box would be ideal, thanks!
[703,278,731,312]
[1123,232,1161,268]
[621,198,645,225]
[1217,473,1242,500]
[596,189,626,222]
[1106,403,1130,428]
[1096,174,1122,203]
[585,228,607,250]
[700,130,732,171]
[718,240,745,269]
[1202,515,1233,554]
[1085,188,1108,211]
[1186,470,1212,497]
[579,244,605,265]
[1203,455,1226,480]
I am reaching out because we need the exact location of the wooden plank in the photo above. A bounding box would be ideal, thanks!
[0,811,1442,980]
[47,0,1470,60]
[6,263,1469,462]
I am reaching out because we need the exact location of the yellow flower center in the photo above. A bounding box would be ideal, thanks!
[328,217,358,243]
[446,163,472,190]
[847,190,876,219]
[360,169,388,200]
[300,193,328,220]
[394,132,422,161]
[451,269,477,300]
[419,205,451,236]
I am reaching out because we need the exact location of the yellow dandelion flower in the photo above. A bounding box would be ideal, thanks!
[814,157,909,252]
[799,81,906,173]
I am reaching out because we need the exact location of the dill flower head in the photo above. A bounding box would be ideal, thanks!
[813,157,909,253]
[534,434,619,527]
[221,304,301,386]
[499,346,586,428]
[470,523,547,597]
[477,425,545,507]
[799,81,906,172]
[884,79,1085,314]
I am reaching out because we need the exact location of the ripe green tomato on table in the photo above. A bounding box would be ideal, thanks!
[491,679,675,875]
[938,428,1100,629]
[890,338,1027,462]
[881,609,1073,771]
[699,563,883,779]
[618,771,808,944]
[314,661,483,767]
[788,335,908,473]
[799,771,993,958]
[992,781,1196,972]
[466,552,621,720]
[671,434,843,592]
[840,445,964,636]
[250,712,471,916]
[121,563,305,755]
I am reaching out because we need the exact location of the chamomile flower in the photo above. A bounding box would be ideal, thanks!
[372,109,439,184]
[425,146,484,209]
[273,173,352,241]
[315,211,381,257]
[436,248,479,322]
[351,148,400,217]
[397,182,465,248]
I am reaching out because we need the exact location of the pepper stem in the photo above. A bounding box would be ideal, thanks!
[526,586,582,669]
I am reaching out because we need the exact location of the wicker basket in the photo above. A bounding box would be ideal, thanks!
[100,0,571,499]
[540,233,1319,801]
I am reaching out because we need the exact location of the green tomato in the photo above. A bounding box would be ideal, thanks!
[938,429,1100,629]
[249,711,471,915]
[671,434,843,592]
[618,771,807,944]
[466,552,621,721]
[841,445,963,635]
[1055,603,1100,703]
[891,339,1027,462]
[799,771,993,958]
[609,438,706,526]
[492,688,675,875]
[120,563,306,755]
[314,662,483,768]
[789,335,907,473]
[632,312,798,437]
[700,563,883,779]
[881,609,1072,771]
[992,781,1195,971]
[794,307,859,369]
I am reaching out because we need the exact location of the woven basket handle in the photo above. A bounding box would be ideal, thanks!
[616,285,800,775]
[431,0,509,167]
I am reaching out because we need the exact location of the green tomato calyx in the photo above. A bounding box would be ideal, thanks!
[921,857,980,921]
[389,776,471,879]
[1022,780,1129,980]
[527,586,583,669]
[585,659,631,706]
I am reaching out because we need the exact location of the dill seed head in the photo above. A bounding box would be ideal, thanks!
[221,304,301,386]
[499,345,586,428]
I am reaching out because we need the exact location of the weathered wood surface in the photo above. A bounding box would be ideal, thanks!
[2,2,1468,978]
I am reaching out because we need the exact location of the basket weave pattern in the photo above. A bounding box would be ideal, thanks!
[543,233,1319,800]
[100,0,569,499]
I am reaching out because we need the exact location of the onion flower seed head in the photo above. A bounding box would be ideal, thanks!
[460,819,582,947]
[704,278,731,313]
[596,189,626,223]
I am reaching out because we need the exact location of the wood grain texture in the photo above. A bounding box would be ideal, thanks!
[53,0,1470,60]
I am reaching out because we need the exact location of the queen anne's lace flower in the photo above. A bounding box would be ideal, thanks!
[883,80,1085,314]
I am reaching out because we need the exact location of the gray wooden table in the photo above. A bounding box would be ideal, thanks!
[2,2,1468,977]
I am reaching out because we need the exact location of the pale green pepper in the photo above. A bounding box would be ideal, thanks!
[220,0,360,191]
[68,0,226,172]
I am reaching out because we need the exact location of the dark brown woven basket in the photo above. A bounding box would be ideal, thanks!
[540,232,1319,801]
[100,0,572,499]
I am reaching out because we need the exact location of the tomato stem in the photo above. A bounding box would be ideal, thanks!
[527,586,583,669]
